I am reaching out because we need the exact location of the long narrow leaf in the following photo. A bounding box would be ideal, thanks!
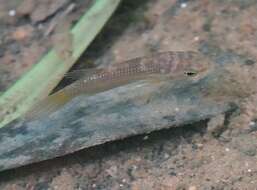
[0,0,121,128]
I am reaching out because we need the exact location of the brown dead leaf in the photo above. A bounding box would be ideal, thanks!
[30,0,70,23]
[11,25,34,41]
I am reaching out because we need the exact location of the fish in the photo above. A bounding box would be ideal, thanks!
[25,51,212,120]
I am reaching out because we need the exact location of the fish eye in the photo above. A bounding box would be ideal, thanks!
[184,70,197,76]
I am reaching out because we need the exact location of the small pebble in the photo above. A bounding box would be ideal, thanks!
[180,3,187,8]
[189,186,197,190]
[8,10,16,17]
[225,148,230,152]
[132,165,138,170]
[38,24,44,30]
[249,121,255,126]
[92,184,96,188]
[143,135,149,140]
[249,121,257,132]
[164,153,170,159]
[194,36,200,41]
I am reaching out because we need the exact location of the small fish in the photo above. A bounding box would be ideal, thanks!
[26,51,212,120]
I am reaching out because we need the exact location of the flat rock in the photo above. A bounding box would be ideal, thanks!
[0,66,236,171]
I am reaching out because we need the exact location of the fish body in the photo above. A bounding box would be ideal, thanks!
[64,51,210,95]
[26,51,211,119]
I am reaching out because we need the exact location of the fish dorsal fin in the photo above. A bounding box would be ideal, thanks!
[64,68,106,80]
[64,53,162,80]
[64,52,173,80]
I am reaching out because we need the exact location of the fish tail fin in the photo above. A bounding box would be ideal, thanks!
[25,90,73,121]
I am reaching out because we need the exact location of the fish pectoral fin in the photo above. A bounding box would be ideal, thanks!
[142,74,170,84]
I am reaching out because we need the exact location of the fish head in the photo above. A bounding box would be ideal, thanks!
[159,51,213,80]
[181,51,212,78]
